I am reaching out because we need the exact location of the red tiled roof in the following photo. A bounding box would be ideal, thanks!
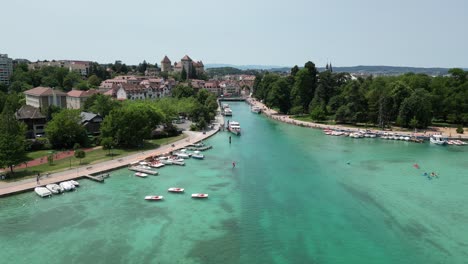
[181,55,192,61]
[67,89,98,98]
[161,56,171,63]
[24,87,67,96]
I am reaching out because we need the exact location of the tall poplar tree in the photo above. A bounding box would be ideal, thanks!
[0,105,28,174]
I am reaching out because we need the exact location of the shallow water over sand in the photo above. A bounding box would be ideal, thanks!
[1,102,467,264]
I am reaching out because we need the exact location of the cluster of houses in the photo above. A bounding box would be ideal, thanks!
[15,55,256,139]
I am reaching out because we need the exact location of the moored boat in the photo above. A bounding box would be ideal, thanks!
[144,195,164,201]
[227,121,241,135]
[70,180,80,187]
[59,181,75,191]
[191,151,204,159]
[251,106,261,114]
[135,172,148,178]
[35,187,52,197]
[430,135,448,145]
[223,108,233,116]
[168,187,185,193]
[191,193,208,198]
[45,184,62,194]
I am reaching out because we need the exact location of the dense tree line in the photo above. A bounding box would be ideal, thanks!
[254,62,468,128]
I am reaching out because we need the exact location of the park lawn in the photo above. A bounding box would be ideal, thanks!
[26,150,53,160]
[5,134,187,182]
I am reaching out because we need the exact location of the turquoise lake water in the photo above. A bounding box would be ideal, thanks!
[1,102,468,264]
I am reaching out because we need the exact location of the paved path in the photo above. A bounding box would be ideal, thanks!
[0,120,222,197]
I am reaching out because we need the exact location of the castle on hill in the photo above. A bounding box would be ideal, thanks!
[161,55,204,77]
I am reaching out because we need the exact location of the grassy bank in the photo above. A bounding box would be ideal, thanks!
[4,134,187,182]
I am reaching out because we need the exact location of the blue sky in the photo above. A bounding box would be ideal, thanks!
[3,0,467,67]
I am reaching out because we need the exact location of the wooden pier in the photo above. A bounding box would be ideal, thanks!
[84,173,110,183]
[128,166,159,175]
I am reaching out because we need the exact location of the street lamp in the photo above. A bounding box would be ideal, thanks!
[111,146,114,159]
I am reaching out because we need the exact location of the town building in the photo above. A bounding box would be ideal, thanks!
[15,105,47,138]
[67,89,99,109]
[0,54,13,85]
[173,55,204,77]
[100,76,175,100]
[80,112,103,135]
[28,60,91,76]
[24,87,67,109]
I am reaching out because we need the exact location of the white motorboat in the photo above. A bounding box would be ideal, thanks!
[222,103,229,109]
[144,195,164,201]
[59,181,75,191]
[227,121,241,135]
[168,187,184,193]
[170,159,185,166]
[430,135,448,145]
[191,151,204,160]
[45,184,62,194]
[176,152,190,159]
[150,161,165,168]
[192,193,209,198]
[223,108,233,116]
[70,180,80,187]
[192,142,205,147]
[251,106,261,114]
[35,187,52,197]
[135,172,148,178]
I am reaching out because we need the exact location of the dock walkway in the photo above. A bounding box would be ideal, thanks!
[0,123,221,197]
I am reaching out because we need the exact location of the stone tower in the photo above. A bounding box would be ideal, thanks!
[161,56,172,72]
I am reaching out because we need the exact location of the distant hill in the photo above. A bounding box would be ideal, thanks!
[205,64,288,71]
[319,66,451,76]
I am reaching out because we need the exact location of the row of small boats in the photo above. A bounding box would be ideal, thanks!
[145,187,208,201]
[34,180,80,197]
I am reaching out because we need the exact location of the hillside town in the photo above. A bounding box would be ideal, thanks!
[0,54,256,140]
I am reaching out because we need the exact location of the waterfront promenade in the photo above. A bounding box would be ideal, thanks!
[246,97,468,140]
[0,115,223,197]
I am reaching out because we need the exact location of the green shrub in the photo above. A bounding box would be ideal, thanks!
[456,125,464,134]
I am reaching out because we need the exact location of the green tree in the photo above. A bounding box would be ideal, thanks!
[63,71,82,91]
[100,103,163,147]
[74,150,86,164]
[291,62,318,113]
[83,94,120,117]
[456,125,464,134]
[45,109,88,148]
[266,78,291,114]
[172,84,195,98]
[87,75,101,87]
[101,137,116,155]
[0,105,28,174]
[398,89,432,128]
[181,67,188,81]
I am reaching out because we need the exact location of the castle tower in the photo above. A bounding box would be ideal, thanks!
[161,56,172,72]
[181,55,193,76]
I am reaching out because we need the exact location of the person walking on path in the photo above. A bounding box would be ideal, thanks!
[36,173,40,185]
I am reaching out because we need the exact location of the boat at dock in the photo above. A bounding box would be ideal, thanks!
[223,108,233,116]
[70,180,80,187]
[168,187,184,193]
[35,187,52,197]
[191,151,204,159]
[144,195,164,201]
[135,172,148,178]
[45,184,62,194]
[149,161,165,168]
[228,121,241,135]
[251,106,261,114]
[129,166,159,175]
[430,135,448,145]
[191,193,209,198]
[59,181,75,191]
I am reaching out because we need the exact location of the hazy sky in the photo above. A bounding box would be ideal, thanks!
[3,0,467,67]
